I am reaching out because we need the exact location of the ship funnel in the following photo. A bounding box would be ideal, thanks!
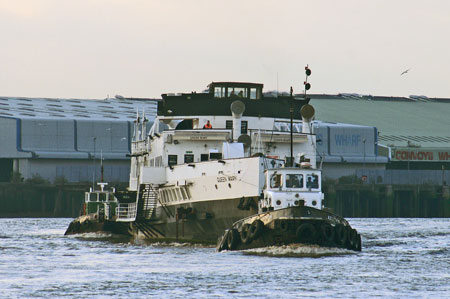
[300,104,315,134]
[230,100,245,141]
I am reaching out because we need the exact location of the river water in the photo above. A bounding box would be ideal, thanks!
[0,218,448,298]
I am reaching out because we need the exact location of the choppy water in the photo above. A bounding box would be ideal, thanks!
[0,218,449,298]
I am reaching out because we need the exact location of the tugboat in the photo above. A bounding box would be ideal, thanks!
[66,67,361,250]
[216,166,362,252]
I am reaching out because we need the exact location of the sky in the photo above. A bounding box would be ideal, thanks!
[1,0,450,99]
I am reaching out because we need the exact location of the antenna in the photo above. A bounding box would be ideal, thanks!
[277,72,279,97]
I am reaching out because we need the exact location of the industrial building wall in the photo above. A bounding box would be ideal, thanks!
[76,120,131,154]
[322,163,386,180]
[0,117,31,158]
[21,119,75,152]
[315,123,378,160]
[17,159,130,183]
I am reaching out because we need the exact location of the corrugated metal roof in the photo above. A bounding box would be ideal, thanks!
[310,96,450,148]
[0,96,158,121]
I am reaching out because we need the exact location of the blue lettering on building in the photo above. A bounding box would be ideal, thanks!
[334,134,361,146]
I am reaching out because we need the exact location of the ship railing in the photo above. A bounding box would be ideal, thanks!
[131,140,147,154]
[115,202,137,222]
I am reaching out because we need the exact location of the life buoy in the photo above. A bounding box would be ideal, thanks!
[248,220,264,240]
[296,223,317,244]
[240,223,251,244]
[320,223,335,244]
[227,228,239,250]
[334,224,347,246]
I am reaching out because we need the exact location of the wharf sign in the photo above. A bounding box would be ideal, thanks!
[393,148,450,162]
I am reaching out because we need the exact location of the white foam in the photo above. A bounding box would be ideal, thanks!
[242,243,354,257]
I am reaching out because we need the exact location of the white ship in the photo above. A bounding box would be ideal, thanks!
[66,79,361,251]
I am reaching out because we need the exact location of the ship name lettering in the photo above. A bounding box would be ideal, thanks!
[228,176,236,181]
[217,176,227,182]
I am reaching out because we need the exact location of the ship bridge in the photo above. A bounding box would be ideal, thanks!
[159,81,309,119]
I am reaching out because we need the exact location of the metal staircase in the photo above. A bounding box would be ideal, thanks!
[137,184,158,220]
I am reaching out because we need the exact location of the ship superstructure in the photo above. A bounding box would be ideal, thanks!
[66,80,361,249]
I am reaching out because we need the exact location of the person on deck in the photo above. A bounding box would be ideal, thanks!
[203,120,212,129]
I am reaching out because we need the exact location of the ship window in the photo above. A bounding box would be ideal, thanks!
[306,174,319,189]
[89,193,98,202]
[168,155,177,167]
[227,87,247,98]
[210,152,222,160]
[250,88,261,100]
[214,87,225,98]
[99,193,107,201]
[241,121,248,134]
[270,174,282,188]
[226,120,233,130]
[286,174,303,188]
[201,154,209,161]
[184,154,194,163]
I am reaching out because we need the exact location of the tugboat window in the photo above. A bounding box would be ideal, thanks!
[168,155,178,167]
[226,120,233,130]
[286,174,303,188]
[99,193,107,202]
[270,174,282,188]
[89,193,97,202]
[201,154,209,161]
[306,174,319,189]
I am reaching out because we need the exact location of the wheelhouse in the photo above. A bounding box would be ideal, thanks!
[267,168,321,192]
[208,82,263,100]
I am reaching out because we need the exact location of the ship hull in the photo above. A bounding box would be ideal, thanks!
[216,206,362,252]
[65,196,259,244]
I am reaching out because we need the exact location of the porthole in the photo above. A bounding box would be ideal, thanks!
[276,200,281,206]
[215,184,218,189]
[228,183,231,188]
[312,200,317,206]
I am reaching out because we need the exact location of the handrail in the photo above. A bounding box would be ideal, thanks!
[115,202,137,222]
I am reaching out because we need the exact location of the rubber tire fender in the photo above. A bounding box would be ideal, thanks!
[248,220,264,240]
[296,223,317,244]
[227,228,240,250]
[279,221,289,233]
[240,223,252,244]
[334,224,347,246]
[218,230,229,251]
[321,223,335,243]
[348,228,359,250]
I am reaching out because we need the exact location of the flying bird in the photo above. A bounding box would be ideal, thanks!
[400,68,410,76]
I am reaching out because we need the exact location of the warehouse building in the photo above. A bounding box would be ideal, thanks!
[309,94,450,184]
[0,96,157,183]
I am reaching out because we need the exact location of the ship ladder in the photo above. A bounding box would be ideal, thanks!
[137,184,159,220]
